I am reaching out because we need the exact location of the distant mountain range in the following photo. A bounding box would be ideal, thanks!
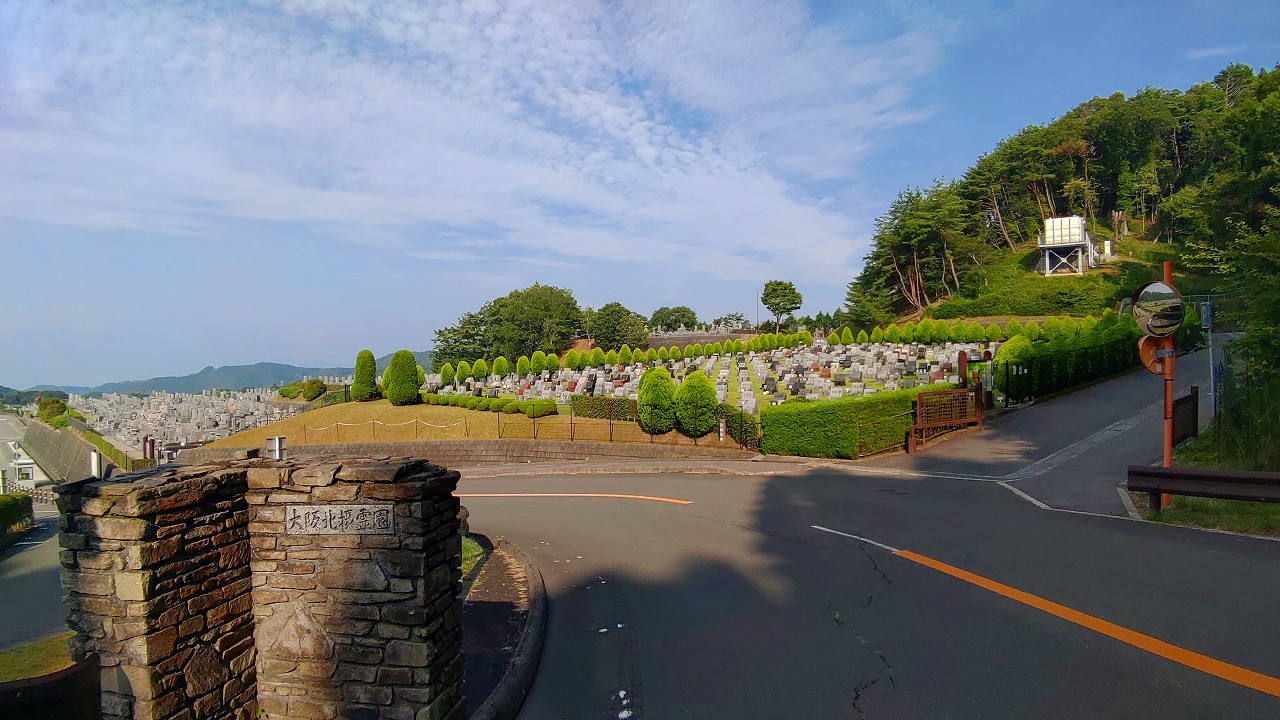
[21,350,432,395]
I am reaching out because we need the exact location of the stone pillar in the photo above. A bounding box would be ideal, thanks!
[247,459,464,720]
[57,465,257,720]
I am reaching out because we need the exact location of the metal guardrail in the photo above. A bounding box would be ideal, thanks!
[1126,465,1280,509]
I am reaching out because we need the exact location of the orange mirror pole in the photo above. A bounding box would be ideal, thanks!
[1161,261,1174,508]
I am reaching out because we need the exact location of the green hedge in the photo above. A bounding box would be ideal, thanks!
[569,395,638,421]
[0,493,33,534]
[715,403,760,448]
[760,385,947,458]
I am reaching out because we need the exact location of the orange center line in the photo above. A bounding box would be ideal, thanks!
[894,549,1280,698]
[456,492,692,505]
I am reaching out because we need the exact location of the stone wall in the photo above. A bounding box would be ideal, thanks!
[179,438,756,466]
[57,464,255,720]
[248,460,464,720]
[57,457,465,720]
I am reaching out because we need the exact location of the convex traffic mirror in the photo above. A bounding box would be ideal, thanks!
[1131,281,1185,338]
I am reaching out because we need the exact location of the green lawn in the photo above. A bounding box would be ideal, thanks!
[461,535,486,577]
[1142,429,1280,538]
[0,632,73,682]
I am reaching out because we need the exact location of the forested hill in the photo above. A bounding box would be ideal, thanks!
[843,62,1279,325]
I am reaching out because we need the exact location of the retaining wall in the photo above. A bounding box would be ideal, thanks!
[21,421,113,483]
[178,439,756,467]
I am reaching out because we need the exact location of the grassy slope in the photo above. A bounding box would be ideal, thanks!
[0,632,73,682]
[206,399,745,450]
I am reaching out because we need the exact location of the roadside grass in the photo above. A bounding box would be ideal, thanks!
[205,399,747,451]
[1140,427,1280,538]
[0,632,73,683]
[461,535,486,577]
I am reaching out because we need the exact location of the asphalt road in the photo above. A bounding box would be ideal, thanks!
[0,507,65,647]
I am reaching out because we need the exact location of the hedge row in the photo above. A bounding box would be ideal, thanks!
[569,395,638,422]
[760,385,947,459]
[421,393,558,418]
[715,403,760,448]
[0,493,33,534]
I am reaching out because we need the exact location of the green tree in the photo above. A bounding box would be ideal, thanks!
[967,322,987,342]
[1005,319,1024,338]
[351,349,378,401]
[885,324,902,343]
[604,349,618,366]
[493,356,510,377]
[985,323,1003,341]
[915,319,933,344]
[416,365,427,388]
[901,321,916,343]
[457,360,473,381]
[949,319,968,343]
[472,358,489,380]
[384,350,422,406]
[840,327,855,345]
[637,367,677,435]
[673,370,718,438]
[1023,321,1042,342]
[591,347,607,367]
[658,346,670,362]
[439,362,456,387]
[516,356,530,377]
[593,302,649,350]
[302,378,327,401]
[530,351,547,375]
[545,354,561,372]
[646,347,659,363]
[870,327,884,343]
[619,345,634,364]
[856,329,869,344]
[761,280,803,333]
[827,331,840,345]
[649,306,698,331]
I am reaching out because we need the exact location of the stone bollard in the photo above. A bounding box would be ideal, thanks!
[247,459,464,720]
[56,457,466,720]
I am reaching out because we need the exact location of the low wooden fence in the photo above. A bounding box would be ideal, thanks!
[908,387,982,452]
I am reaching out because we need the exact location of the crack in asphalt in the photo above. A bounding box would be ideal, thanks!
[857,544,891,609]
[831,605,897,711]
[850,678,879,720]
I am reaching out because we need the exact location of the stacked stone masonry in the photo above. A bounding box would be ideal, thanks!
[57,457,465,720]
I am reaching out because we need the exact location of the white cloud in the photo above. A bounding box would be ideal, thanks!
[1186,46,1244,60]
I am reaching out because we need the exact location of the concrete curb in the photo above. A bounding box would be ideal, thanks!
[470,541,548,720]
[459,462,800,478]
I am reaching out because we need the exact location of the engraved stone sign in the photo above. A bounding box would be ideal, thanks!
[285,504,394,535]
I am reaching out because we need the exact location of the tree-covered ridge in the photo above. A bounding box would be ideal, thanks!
[847,63,1280,324]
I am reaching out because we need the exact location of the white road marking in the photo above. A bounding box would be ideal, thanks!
[996,481,1051,510]
[1003,410,1152,480]
[810,525,900,553]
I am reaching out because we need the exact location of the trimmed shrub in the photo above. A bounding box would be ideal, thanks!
[637,367,676,434]
[967,322,986,343]
[914,319,932,344]
[1023,321,1042,342]
[439,362,456,387]
[884,324,902,343]
[949,319,967,343]
[646,348,659,363]
[856,329,869,344]
[761,386,947,458]
[502,401,523,414]
[563,350,579,372]
[591,347,607,367]
[302,378,327,401]
[826,331,839,345]
[985,323,1003,342]
[689,343,703,359]
[715,403,760,447]
[619,345,633,364]
[674,370,717,438]
[278,382,303,399]
[472,358,489,380]
[477,398,492,411]
[901,321,916,343]
[1079,315,1098,335]
[417,365,426,388]
[870,327,884,344]
[1004,318,1024,338]
[352,349,378,401]
[0,493,34,533]
[384,350,422,406]
[1040,317,1064,342]
[523,400,558,418]
[517,356,531,377]
[457,360,473,381]
[570,395,638,421]
[530,351,547,375]
[605,349,619,366]
[489,398,511,412]
[658,346,670,362]
[546,354,561,372]
[840,327,855,345]
[493,356,510,377]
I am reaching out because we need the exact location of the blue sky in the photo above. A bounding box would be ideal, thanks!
[2,0,1277,389]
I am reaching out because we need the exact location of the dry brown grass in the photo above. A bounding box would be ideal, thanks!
[207,399,746,451]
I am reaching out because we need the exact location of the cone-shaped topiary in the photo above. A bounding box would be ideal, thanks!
[591,347,606,367]
[1023,320,1042,342]
[1040,317,1063,342]
[384,350,422,406]
[690,343,703,359]
[1079,315,1098,336]
[637,366,676,435]
[416,365,426,387]
[619,345,633,364]
[457,360,473,381]
[985,324,1003,342]
[605,349,619,366]
[885,324,902,343]
[516,356,530,377]
[658,346,670,362]
[902,321,916,343]
[493,356,510,377]
[949,319,967,343]
[915,319,932,344]
[840,327,855,344]
[530,351,547,375]
[352,349,378,401]
[673,369,717,438]
[545,354,561,372]
[827,331,840,345]
[439,362,455,387]
[799,331,813,346]
[1004,319,1024,338]
[472,358,489,380]
[870,326,884,343]
[563,350,579,372]
[967,322,986,342]
[646,347,658,363]
[856,329,869,344]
